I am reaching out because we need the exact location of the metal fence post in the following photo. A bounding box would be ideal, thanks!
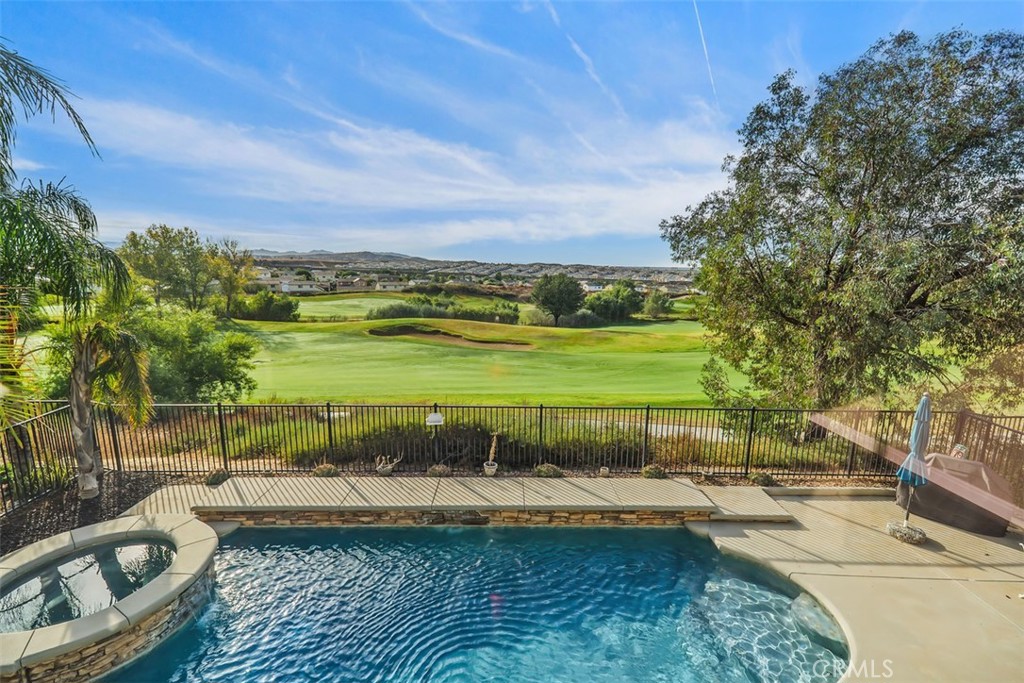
[844,409,861,476]
[743,407,757,476]
[538,404,545,464]
[105,406,124,472]
[216,403,230,471]
[952,408,970,451]
[641,405,651,467]
[325,401,335,460]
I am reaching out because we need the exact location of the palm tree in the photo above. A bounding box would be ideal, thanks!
[0,42,138,496]
[64,319,151,498]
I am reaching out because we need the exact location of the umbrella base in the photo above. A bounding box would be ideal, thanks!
[886,521,927,544]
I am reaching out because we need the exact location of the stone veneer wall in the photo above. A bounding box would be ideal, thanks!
[2,568,215,683]
[195,509,712,526]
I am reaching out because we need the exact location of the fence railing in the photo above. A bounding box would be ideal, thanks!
[0,404,77,511]
[3,402,1022,513]
[950,411,1024,507]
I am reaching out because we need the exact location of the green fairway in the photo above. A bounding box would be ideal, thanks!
[232,317,724,405]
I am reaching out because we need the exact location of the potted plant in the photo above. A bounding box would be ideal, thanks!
[483,433,499,476]
[375,453,403,476]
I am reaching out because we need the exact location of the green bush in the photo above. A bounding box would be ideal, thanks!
[521,309,555,326]
[558,310,605,328]
[641,464,667,479]
[0,461,74,501]
[204,468,230,486]
[534,463,563,478]
[234,290,300,321]
[367,301,519,325]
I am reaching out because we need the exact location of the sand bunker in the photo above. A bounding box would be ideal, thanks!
[368,325,533,351]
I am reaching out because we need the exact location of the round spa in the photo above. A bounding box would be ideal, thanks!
[0,515,217,683]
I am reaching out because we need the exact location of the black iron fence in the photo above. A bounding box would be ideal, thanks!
[3,402,1022,513]
[0,404,78,510]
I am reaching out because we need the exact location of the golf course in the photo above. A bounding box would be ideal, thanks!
[233,292,720,405]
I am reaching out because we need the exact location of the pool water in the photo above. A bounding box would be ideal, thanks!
[0,541,175,632]
[106,528,846,683]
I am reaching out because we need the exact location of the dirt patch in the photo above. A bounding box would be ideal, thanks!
[368,324,533,351]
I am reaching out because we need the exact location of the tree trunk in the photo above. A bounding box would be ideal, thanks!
[69,339,99,499]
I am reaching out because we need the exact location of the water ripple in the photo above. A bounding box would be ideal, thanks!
[106,527,845,683]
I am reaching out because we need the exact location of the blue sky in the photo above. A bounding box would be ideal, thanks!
[4,2,1021,266]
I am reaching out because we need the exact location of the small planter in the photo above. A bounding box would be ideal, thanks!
[483,461,498,477]
[598,467,610,478]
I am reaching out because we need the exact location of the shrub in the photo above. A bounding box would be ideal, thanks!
[534,463,563,478]
[204,468,230,486]
[521,309,554,326]
[557,310,605,328]
[366,301,519,325]
[234,290,300,321]
[641,464,667,479]
[311,463,340,477]
[653,434,705,469]
[427,464,452,477]
[748,471,777,486]
[0,461,74,501]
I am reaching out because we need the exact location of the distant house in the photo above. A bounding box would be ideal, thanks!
[375,280,406,292]
[580,281,605,293]
[278,280,325,294]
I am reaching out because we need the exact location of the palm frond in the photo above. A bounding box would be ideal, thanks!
[85,321,152,426]
[0,41,96,188]
[0,181,130,317]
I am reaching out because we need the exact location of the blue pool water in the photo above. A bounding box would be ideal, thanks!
[106,528,846,683]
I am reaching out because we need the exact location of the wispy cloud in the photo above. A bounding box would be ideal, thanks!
[691,0,719,109]
[79,95,732,251]
[405,3,524,62]
[12,157,46,173]
[769,24,813,88]
[543,0,561,27]
[565,36,626,118]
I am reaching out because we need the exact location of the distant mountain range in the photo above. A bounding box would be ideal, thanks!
[250,250,693,283]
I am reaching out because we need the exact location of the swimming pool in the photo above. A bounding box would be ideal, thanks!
[105,527,846,682]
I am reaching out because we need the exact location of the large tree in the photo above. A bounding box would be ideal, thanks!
[530,274,584,326]
[119,224,217,309]
[214,238,255,317]
[661,30,1024,409]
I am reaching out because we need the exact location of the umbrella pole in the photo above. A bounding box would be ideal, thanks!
[903,485,914,526]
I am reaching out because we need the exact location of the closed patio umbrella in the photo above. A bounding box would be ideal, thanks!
[888,393,930,543]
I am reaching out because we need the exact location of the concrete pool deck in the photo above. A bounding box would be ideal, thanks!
[122,477,1024,683]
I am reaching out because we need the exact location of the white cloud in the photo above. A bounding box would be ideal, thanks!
[82,95,732,252]
[12,157,46,173]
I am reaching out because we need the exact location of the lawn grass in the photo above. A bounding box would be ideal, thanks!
[232,317,727,406]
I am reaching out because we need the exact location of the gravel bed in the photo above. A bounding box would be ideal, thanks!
[0,472,194,556]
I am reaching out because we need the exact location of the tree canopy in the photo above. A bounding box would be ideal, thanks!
[661,30,1024,409]
[585,280,644,322]
[530,274,584,325]
[119,224,219,310]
